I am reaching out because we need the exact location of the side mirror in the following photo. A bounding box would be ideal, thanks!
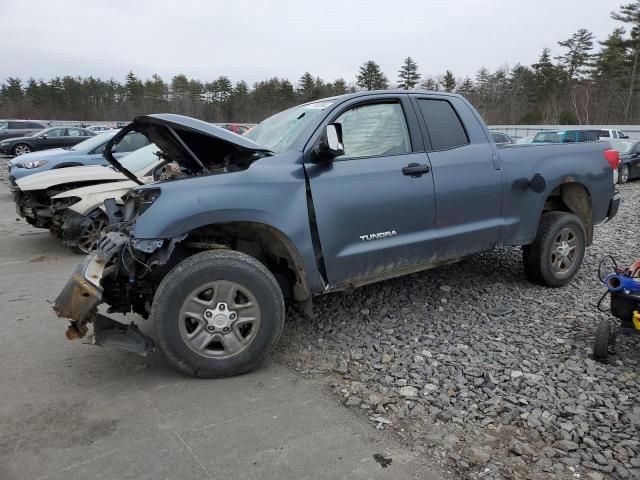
[41,134,48,139]
[313,123,344,162]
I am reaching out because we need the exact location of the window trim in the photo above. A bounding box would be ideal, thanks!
[412,96,470,152]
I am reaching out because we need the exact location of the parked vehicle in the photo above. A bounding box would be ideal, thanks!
[532,130,600,144]
[609,139,640,184]
[54,91,620,378]
[490,131,514,145]
[7,130,148,187]
[0,126,95,157]
[599,129,629,140]
[0,120,47,142]
[14,144,164,253]
[86,125,114,133]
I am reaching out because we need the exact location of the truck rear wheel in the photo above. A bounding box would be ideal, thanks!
[150,249,285,378]
[522,211,586,287]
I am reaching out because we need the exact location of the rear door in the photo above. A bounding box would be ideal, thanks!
[411,95,503,258]
[304,95,437,286]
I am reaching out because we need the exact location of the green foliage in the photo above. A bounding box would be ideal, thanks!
[441,70,456,92]
[356,61,389,90]
[397,57,420,89]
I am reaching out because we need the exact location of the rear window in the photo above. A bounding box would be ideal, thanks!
[26,122,45,129]
[598,130,610,138]
[417,99,468,150]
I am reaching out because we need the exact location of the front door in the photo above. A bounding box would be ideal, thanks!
[305,99,437,286]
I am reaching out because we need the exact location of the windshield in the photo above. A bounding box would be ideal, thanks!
[68,130,118,152]
[120,143,160,174]
[533,132,563,143]
[244,100,334,153]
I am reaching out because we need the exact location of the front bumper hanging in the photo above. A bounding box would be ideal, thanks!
[53,232,156,355]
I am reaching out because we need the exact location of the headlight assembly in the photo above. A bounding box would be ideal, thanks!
[16,159,48,169]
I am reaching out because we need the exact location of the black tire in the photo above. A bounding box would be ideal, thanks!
[13,143,31,156]
[618,164,630,184]
[522,211,586,287]
[593,321,611,360]
[150,249,285,378]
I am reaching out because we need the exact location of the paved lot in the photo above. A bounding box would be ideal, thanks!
[0,167,443,479]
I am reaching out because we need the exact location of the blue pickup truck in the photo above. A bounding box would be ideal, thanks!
[54,90,620,377]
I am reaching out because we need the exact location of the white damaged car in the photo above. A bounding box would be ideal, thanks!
[14,144,165,253]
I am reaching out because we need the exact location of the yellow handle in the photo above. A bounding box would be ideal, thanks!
[633,310,640,330]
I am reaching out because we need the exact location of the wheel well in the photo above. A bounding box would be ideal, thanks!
[179,222,310,302]
[542,182,593,244]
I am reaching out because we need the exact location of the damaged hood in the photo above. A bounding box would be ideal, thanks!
[104,114,270,181]
[16,165,126,191]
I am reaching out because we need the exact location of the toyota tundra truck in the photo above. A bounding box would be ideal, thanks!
[54,90,621,378]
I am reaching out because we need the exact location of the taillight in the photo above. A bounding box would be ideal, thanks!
[604,149,620,169]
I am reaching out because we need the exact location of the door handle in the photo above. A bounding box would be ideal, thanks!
[402,163,430,177]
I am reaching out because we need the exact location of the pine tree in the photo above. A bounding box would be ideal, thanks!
[556,29,595,80]
[611,1,640,121]
[397,57,420,89]
[297,72,316,100]
[356,61,389,90]
[442,70,456,92]
[457,77,474,97]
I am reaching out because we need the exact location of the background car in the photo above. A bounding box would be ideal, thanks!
[0,119,47,141]
[0,126,95,156]
[532,129,600,143]
[7,130,148,187]
[609,139,640,184]
[490,131,514,145]
[15,143,164,253]
[599,128,629,140]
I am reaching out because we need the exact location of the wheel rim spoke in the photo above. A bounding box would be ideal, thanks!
[178,279,261,359]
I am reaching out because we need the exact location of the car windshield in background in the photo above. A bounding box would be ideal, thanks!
[120,143,160,173]
[244,100,334,154]
[69,130,118,152]
[533,132,563,143]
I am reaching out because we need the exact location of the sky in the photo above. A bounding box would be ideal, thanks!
[0,0,627,87]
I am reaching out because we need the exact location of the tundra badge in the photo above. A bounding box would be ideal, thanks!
[359,230,398,242]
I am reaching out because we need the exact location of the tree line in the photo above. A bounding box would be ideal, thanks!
[2,1,640,125]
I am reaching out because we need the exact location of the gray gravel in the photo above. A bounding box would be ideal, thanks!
[276,182,640,479]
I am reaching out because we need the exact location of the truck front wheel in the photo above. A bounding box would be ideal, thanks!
[522,211,586,287]
[151,249,285,377]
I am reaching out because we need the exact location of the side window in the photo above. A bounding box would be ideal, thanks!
[599,130,610,138]
[333,102,411,159]
[67,128,85,137]
[118,132,149,153]
[8,121,25,129]
[577,131,588,142]
[563,132,576,143]
[46,128,66,137]
[417,99,469,150]
[26,122,43,129]
[587,131,599,141]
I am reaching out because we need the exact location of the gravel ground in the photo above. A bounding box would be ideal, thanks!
[275,183,640,480]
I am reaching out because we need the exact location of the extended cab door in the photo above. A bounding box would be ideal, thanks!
[304,95,437,286]
[411,95,503,258]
